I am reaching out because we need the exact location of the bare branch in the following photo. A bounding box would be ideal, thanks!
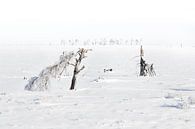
[68,62,76,66]
[76,65,85,74]
[58,66,66,76]
[83,55,87,59]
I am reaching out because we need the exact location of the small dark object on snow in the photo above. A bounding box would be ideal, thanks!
[104,68,113,73]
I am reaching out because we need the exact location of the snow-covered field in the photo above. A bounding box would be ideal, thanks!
[1,44,195,129]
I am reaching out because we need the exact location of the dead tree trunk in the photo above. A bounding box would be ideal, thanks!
[140,57,146,76]
[70,71,77,90]
[139,45,156,76]
[70,59,84,90]
[139,45,146,76]
[69,48,90,90]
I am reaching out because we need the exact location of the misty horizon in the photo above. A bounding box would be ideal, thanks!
[0,0,195,45]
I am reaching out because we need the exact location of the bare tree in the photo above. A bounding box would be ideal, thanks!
[69,48,91,90]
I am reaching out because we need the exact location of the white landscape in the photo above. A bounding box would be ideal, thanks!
[1,0,195,128]
[1,44,195,129]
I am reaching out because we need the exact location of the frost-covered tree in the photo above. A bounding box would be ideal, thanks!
[139,45,156,76]
[69,48,91,90]
[25,51,75,91]
[140,45,146,76]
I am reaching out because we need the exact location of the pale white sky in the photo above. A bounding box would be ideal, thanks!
[0,0,195,44]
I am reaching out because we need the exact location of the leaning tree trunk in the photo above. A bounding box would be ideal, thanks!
[70,61,79,90]
[69,48,89,90]
[70,73,77,90]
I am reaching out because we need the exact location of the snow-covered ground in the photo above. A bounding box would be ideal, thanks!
[1,44,195,129]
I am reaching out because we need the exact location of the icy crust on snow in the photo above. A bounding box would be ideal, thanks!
[25,51,75,91]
